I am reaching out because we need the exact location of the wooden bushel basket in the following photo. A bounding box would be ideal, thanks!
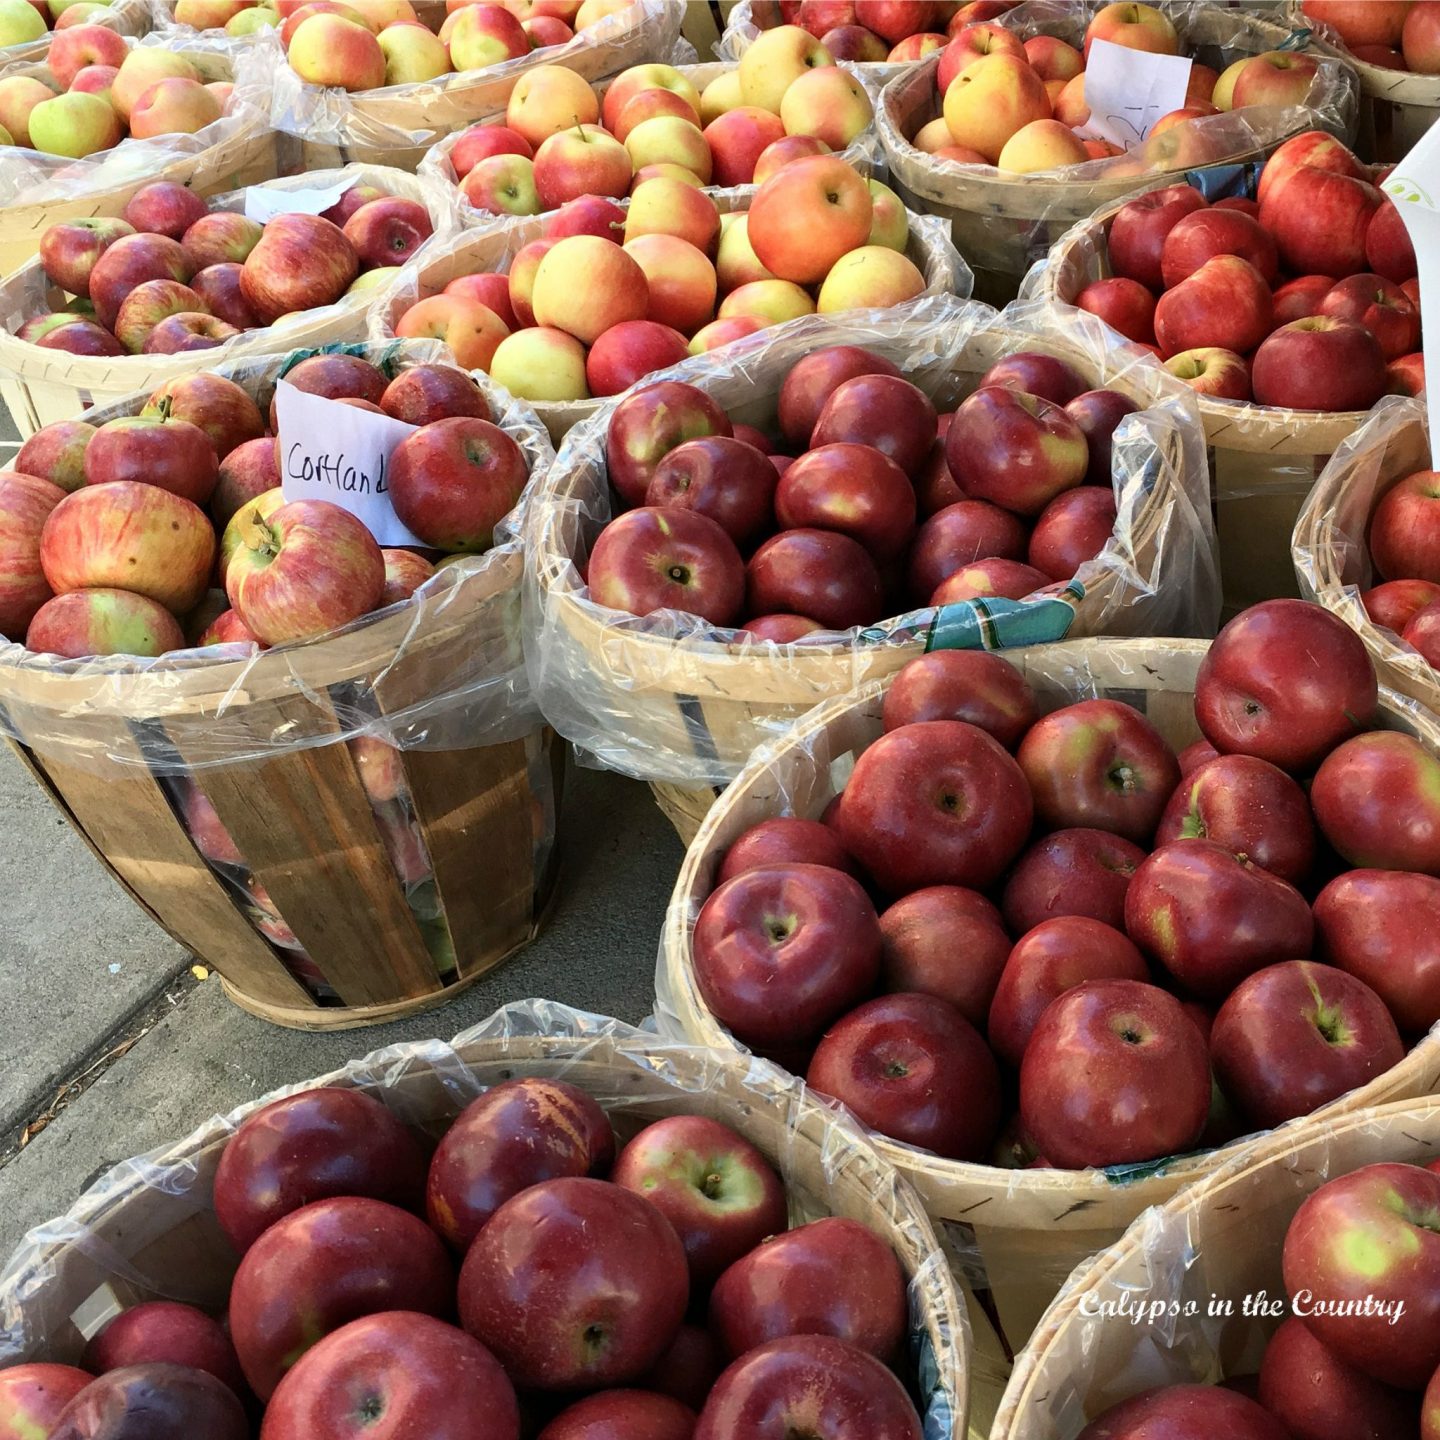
[1036,196,1376,620]
[879,7,1357,304]
[0,342,560,1032]
[370,190,967,447]
[0,1008,975,1437]
[0,39,277,278]
[266,0,687,172]
[0,165,458,437]
[1293,394,1440,713]
[655,637,1440,1351]
[991,1095,1440,1438]
[2,0,150,68]
[526,300,1217,844]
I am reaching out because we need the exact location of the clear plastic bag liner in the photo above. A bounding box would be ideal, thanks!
[0,999,971,1440]
[0,30,271,206]
[369,187,969,444]
[0,338,555,776]
[417,58,888,222]
[522,291,1219,786]
[1294,393,1440,700]
[990,1095,1440,1439]
[651,639,1440,1326]
[265,0,688,153]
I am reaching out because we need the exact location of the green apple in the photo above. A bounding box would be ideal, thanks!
[27,90,122,157]
[225,5,276,33]
[0,0,46,48]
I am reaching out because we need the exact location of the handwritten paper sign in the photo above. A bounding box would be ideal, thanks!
[275,380,425,546]
[1081,39,1193,151]
[1385,127,1440,467]
[244,177,355,223]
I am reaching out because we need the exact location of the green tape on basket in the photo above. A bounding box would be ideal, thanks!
[1185,161,1262,202]
[924,582,1083,653]
[1275,25,1314,51]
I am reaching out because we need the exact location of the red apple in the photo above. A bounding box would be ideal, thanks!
[143,312,239,354]
[83,1303,243,1398]
[1154,255,1273,359]
[228,1196,454,1400]
[588,506,745,626]
[906,499,1028,602]
[425,1076,614,1252]
[88,232,192,331]
[1160,207,1279,288]
[26,588,186,658]
[1019,978,1211,1169]
[1367,199,1418,283]
[379,363,489,426]
[1076,1385,1291,1439]
[585,321,690,399]
[877,885,1010,1025]
[945,387,1088,516]
[272,353,388,423]
[1370,471,1440,583]
[191,262,264,330]
[1260,166,1382,278]
[544,194,626,240]
[181,211,264,271]
[240,213,358,324]
[1364,576,1440,629]
[746,528,885,630]
[989,916,1150,1069]
[1125,838,1315,999]
[82,415,217,507]
[0,470,65,639]
[691,861,881,1048]
[1311,729,1440,874]
[14,421,95,495]
[1028,486,1117,580]
[121,180,207,241]
[777,345,902,451]
[213,1086,428,1253]
[611,1115,787,1286]
[1001,827,1146,935]
[342,196,433,268]
[1194,598,1378,772]
[211,437,280,530]
[775,442,916,561]
[1017,698,1180,844]
[979,352,1087,407]
[458,1177,689,1390]
[39,215,134,298]
[49,1365,247,1440]
[1273,273,1337,325]
[1164,346,1253,401]
[539,1391,694,1440]
[1211,960,1403,1128]
[645,436,778,546]
[881,649,1036,746]
[1075,276,1156,344]
[606,381,733,508]
[807,992,1001,1159]
[1388,353,1427,397]
[640,1326,723,1413]
[259,1312,519,1440]
[0,1366,93,1440]
[717,816,859,882]
[836,720,1033,893]
[1153,753,1316,883]
[930,557,1049,605]
[1319,272,1420,361]
[1107,184,1208,291]
[142,372,264,461]
[694,1335,921,1440]
[810,375,937,479]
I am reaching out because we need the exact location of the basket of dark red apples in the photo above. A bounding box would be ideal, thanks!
[0,339,562,1029]
[418,57,883,229]
[992,1093,1440,1440]
[0,30,276,274]
[1297,0,1440,162]
[524,295,1217,841]
[720,0,985,71]
[371,152,963,442]
[264,0,686,173]
[878,2,1356,303]
[1033,127,1417,618]
[1293,395,1440,716]
[0,166,453,436]
[0,1003,973,1438]
[655,602,1440,1351]
[0,0,149,71]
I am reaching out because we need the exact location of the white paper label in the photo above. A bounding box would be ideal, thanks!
[1081,39,1193,151]
[275,380,425,546]
[1384,130,1440,467]
[244,178,355,223]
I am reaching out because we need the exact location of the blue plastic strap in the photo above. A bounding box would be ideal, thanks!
[1184,161,1262,202]
[923,581,1084,653]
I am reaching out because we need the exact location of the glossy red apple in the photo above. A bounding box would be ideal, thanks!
[1076,1384,1290,1439]
[49,1365,248,1440]
[1311,729,1440,874]
[1370,471,1440,584]
[810,375,937,478]
[83,416,218,507]
[538,1391,695,1440]
[379,364,489,426]
[989,916,1150,1069]
[806,992,1002,1160]
[645,436,778,546]
[1075,277,1156,344]
[1153,753,1316,882]
[979,352,1087,407]
[458,1177,689,1390]
[945,386,1088,517]
[691,862,881,1049]
[694,1335,922,1440]
[606,381,733,508]
[1160,207,1279,287]
[877,885,1010,1025]
[211,436,280,531]
[0,1365,92,1440]
[907,499,1029,603]
[1001,827,1147,935]
[14,421,95,495]
[1211,960,1403,1128]
[1365,577,1440,631]
[0,470,65,640]
[836,720,1033,894]
[1194,599,1378,772]
[1251,316,1388,413]
[1124,838,1315,999]
[611,1115,787,1287]
[882,650,1036,747]
[1107,184,1208,291]
[1017,698,1180,844]
[717,816,859,882]
[1273,273,1337,325]
[213,1086,428,1253]
[776,345,903,451]
[930,557,1049,605]
[588,506,746,626]
[775,443,916,561]
[745,528,885,630]
[388,417,528,553]
[1065,389,1138,488]
[426,1076,614,1252]
[1028,486,1117,580]
[1019,978,1211,1169]
[83,1302,244,1398]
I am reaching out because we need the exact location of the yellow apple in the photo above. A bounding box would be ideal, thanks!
[715,212,777,292]
[507,62,599,148]
[817,245,926,312]
[943,51,1051,162]
[490,326,589,400]
[996,117,1089,173]
[866,179,908,250]
[111,48,201,121]
[699,68,743,124]
[718,278,815,325]
[738,22,833,114]
[624,114,712,184]
[377,23,450,84]
[778,65,872,149]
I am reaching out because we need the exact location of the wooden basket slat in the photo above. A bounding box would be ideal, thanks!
[657,636,1440,1351]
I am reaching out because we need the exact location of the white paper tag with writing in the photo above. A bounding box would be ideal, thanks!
[275,380,425,546]
[1384,130,1440,466]
[244,178,355,224]
[1081,39,1193,151]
